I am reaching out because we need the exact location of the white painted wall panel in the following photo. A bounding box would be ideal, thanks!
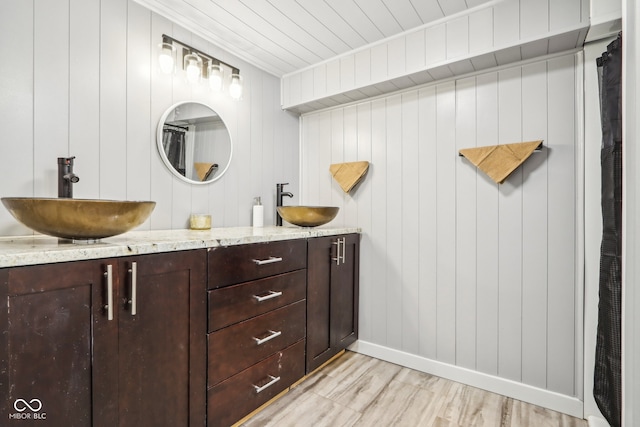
[34,0,70,198]
[455,76,477,370]
[326,58,341,95]
[70,0,101,201]
[446,16,470,60]
[0,1,34,235]
[385,94,403,350]
[370,44,388,83]
[521,0,550,40]
[0,0,299,235]
[497,66,523,383]
[546,54,577,396]
[300,52,582,405]
[417,86,438,360]
[469,7,493,54]
[435,81,457,365]
[520,61,549,389]
[425,23,447,67]
[369,98,389,345]
[475,72,500,376]
[405,30,426,73]
[388,37,407,78]
[400,91,420,355]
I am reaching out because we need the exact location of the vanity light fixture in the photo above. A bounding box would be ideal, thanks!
[158,36,177,74]
[208,62,224,91]
[159,34,243,99]
[229,73,243,100]
[184,52,203,84]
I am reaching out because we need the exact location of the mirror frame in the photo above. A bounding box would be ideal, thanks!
[156,101,233,185]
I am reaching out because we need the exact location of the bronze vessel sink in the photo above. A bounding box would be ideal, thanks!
[1,197,156,240]
[276,206,339,227]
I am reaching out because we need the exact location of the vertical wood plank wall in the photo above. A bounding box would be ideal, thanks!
[300,52,581,403]
[0,0,300,236]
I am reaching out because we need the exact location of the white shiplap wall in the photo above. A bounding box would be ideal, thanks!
[0,0,299,236]
[301,52,583,416]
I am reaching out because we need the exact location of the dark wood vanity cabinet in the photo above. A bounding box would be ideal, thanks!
[0,250,207,427]
[306,233,360,373]
[206,240,307,427]
[0,232,359,427]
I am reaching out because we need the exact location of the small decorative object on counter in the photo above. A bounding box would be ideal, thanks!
[189,213,211,230]
[252,197,263,227]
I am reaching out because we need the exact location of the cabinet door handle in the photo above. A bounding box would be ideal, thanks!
[252,256,283,265]
[253,330,282,345]
[128,262,137,316]
[341,237,347,263]
[253,290,283,302]
[253,375,281,393]
[332,239,342,266]
[104,265,113,321]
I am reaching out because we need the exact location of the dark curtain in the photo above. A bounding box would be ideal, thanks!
[594,33,622,427]
[162,127,186,176]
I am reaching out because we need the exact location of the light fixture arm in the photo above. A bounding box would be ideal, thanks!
[162,34,239,76]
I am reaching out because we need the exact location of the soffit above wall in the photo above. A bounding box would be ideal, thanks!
[133,0,494,77]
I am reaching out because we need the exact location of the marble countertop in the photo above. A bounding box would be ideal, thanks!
[0,226,360,268]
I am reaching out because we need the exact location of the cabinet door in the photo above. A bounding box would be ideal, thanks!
[331,233,359,350]
[116,250,206,427]
[306,234,360,373]
[0,260,118,427]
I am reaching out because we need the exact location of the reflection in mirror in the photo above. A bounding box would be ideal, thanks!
[157,101,232,184]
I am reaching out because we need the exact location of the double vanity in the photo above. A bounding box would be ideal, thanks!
[0,227,359,427]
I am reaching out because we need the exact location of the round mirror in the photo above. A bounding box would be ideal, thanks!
[157,101,232,184]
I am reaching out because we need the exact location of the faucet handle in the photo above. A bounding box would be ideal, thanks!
[58,156,76,165]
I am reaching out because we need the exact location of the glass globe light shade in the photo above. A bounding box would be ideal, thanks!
[208,63,224,91]
[184,52,202,84]
[158,42,176,74]
[229,73,243,100]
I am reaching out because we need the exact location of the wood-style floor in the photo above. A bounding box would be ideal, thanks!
[242,351,587,427]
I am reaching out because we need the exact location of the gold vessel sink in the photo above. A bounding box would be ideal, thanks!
[277,206,339,227]
[1,197,156,240]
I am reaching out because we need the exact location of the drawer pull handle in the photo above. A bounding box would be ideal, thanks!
[252,256,283,265]
[104,265,113,321]
[253,375,281,393]
[253,290,283,302]
[128,262,137,316]
[253,330,282,345]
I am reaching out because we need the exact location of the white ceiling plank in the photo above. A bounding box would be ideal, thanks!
[240,0,339,60]
[325,0,385,42]
[381,0,425,30]
[295,0,368,49]
[466,0,494,7]
[141,0,515,78]
[352,0,403,38]
[266,0,352,54]
[409,0,445,23]
[188,0,322,66]
[437,0,469,16]
[175,0,310,71]
[147,0,293,75]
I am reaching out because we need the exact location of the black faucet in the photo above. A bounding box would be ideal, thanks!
[276,183,293,226]
[58,157,80,198]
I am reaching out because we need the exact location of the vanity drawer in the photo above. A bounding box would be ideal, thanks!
[208,269,306,332]
[207,340,305,427]
[208,300,306,385]
[208,239,307,288]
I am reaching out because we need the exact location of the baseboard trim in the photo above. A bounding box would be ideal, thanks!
[349,340,584,419]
